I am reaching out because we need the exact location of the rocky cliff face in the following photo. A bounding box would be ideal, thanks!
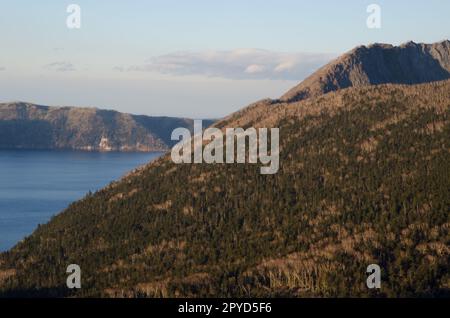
[0,102,214,152]
[280,40,450,102]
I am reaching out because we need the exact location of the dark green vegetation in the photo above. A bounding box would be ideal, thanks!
[0,102,214,152]
[1,80,449,297]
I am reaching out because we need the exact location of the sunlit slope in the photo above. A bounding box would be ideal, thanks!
[1,80,449,297]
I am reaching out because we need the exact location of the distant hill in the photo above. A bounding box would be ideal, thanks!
[0,102,215,152]
[280,40,450,102]
[0,41,449,298]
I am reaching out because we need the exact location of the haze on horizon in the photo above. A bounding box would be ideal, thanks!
[0,0,449,118]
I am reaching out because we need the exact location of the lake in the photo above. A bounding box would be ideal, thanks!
[0,150,162,252]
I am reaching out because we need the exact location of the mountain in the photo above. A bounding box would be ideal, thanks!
[1,42,449,298]
[280,40,450,102]
[0,102,215,152]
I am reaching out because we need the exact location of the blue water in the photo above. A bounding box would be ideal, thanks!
[0,150,162,252]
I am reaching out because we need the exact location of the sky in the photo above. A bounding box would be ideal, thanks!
[0,0,449,118]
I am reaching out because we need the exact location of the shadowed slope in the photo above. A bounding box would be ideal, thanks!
[0,102,215,152]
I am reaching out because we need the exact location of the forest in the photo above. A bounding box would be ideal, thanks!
[0,80,449,298]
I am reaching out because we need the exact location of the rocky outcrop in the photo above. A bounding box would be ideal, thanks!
[280,40,450,102]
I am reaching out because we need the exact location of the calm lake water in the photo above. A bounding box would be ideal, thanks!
[0,150,162,252]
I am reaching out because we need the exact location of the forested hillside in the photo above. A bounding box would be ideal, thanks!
[0,102,214,152]
[1,80,449,297]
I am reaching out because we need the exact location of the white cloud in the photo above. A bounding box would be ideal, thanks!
[0,67,5,71]
[274,61,296,73]
[123,49,335,80]
[245,64,266,74]
[44,61,76,72]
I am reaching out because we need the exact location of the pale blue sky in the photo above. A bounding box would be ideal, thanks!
[0,0,449,117]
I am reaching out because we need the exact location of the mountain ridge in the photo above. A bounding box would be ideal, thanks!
[0,41,449,297]
[280,39,450,102]
[0,102,215,152]
[1,79,449,297]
